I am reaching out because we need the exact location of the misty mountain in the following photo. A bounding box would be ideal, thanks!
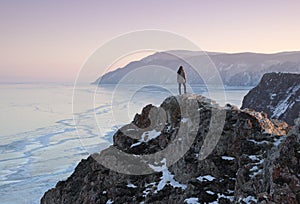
[93,50,300,86]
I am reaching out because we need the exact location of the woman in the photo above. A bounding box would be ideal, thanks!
[177,66,187,95]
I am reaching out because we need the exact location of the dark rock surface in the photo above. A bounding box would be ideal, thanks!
[242,72,300,125]
[41,94,300,204]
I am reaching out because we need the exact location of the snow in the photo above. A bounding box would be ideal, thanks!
[206,190,214,195]
[142,130,161,141]
[257,159,264,164]
[126,183,137,188]
[197,175,215,182]
[145,182,156,187]
[221,156,235,161]
[272,98,293,118]
[249,159,264,178]
[209,193,234,203]
[274,136,285,146]
[246,155,265,178]
[272,85,300,118]
[148,158,187,192]
[142,182,156,197]
[270,93,277,100]
[106,199,114,204]
[148,158,168,172]
[130,130,161,148]
[248,139,268,145]
[184,197,200,204]
[241,196,258,203]
[142,188,151,197]
[250,169,263,178]
[248,155,259,161]
[130,141,142,148]
[250,166,258,172]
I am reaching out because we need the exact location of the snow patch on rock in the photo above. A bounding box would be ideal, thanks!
[184,197,200,204]
[197,175,215,182]
[130,130,161,148]
[148,158,187,192]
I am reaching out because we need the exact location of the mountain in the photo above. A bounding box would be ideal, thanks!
[41,94,300,203]
[93,51,300,86]
[242,72,300,125]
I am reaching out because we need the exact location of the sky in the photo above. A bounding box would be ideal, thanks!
[1,0,300,83]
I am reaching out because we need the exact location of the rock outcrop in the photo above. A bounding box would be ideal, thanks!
[41,94,300,204]
[242,72,300,125]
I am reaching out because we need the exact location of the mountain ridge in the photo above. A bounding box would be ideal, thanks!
[93,50,300,86]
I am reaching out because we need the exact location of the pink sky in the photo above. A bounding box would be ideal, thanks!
[1,0,300,83]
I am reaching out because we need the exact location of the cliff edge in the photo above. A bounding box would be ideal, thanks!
[41,94,300,204]
[242,72,300,125]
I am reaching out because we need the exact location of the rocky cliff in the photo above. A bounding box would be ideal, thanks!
[41,94,300,204]
[242,72,300,125]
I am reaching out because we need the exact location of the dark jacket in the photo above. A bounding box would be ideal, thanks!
[177,67,186,83]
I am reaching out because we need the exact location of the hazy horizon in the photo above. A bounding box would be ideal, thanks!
[1,0,300,83]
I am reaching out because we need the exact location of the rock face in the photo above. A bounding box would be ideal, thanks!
[41,94,300,204]
[242,72,300,125]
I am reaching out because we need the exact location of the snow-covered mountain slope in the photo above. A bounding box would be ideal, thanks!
[242,72,300,125]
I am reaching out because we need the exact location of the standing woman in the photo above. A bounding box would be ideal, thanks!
[177,66,187,95]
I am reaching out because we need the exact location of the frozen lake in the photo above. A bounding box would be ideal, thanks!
[0,83,252,204]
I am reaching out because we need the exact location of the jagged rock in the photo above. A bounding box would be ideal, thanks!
[234,116,300,204]
[242,72,300,125]
[41,94,298,204]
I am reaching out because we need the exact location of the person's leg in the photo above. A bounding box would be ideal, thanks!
[183,83,187,94]
[178,83,181,95]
